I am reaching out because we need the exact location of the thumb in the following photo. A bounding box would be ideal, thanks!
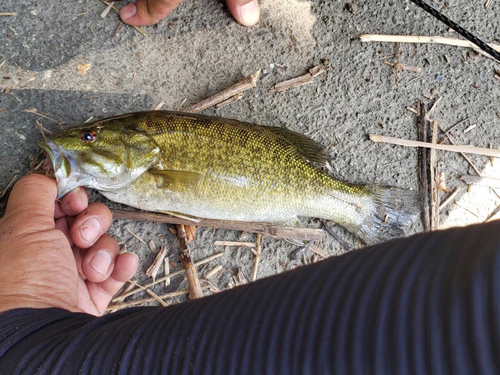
[225,0,260,26]
[120,0,183,26]
[3,174,57,233]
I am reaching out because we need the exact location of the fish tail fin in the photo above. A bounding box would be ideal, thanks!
[344,186,423,245]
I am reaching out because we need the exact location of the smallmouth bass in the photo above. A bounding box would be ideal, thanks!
[39,111,422,245]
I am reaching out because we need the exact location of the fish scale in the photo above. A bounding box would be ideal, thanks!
[40,111,422,244]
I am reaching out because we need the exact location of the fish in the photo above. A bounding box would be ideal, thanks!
[39,111,422,245]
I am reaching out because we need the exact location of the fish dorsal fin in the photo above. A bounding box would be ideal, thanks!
[150,169,203,188]
[263,126,329,168]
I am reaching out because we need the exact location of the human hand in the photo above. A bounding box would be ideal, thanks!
[120,0,260,27]
[0,174,138,316]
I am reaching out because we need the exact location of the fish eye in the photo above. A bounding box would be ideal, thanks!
[80,130,97,143]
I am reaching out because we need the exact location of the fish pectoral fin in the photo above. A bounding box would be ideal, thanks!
[150,169,203,188]
[162,211,201,223]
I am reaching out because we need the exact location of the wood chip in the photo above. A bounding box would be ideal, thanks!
[177,225,203,299]
[164,257,170,286]
[269,72,314,93]
[309,244,329,258]
[148,240,158,253]
[77,63,92,76]
[146,245,168,280]
[100,1,114,18]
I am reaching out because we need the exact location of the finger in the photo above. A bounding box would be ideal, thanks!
[55,216,74,247]
[54,187,88,218]
[86,253,139,315]
[4,174,57,233]
[226,0,260,26]
[81,234,119,283]
[120,0,183,26]
[70,203,113,248]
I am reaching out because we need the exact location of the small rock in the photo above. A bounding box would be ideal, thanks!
[345,2,356,13]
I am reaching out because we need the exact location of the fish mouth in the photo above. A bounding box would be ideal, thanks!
[38,140,82,199]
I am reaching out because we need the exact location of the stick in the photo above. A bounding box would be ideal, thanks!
[0,13,16,16]
[22,109,63,129]
[418,102,430,232]
[369,135,500,158]
[323,222,352,251]
[111,209,322,241]
[112,252,225,302]
[215,93,243,109]
[183,71,260,113]
[0,175,18,200]
[164,257,170,286]
[439,187,462,211]
[268,73,314,93]
[146,245,168,280]
[100,0,146,37]
[252,234,262,281]
[177,225,204,299]
[129,280,169,307]
[461,175,500,189]
[107,289,191,311]
[214,241,256,248]
[360,34,500,59]
[269,63,328,93]
[437,124,482,176]
[429,120,439,230]
[384,61,422,74]
[205,264,223,279]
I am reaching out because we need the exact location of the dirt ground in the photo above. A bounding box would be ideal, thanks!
[1,0,499,308]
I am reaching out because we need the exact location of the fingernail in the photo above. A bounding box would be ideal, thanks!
[79,218,101,244]
[120,3,137,20]
[239,0,260,26]
[89,250,112,276]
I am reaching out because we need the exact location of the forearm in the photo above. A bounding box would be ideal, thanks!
[1,222,499,374]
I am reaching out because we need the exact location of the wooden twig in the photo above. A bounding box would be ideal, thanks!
[129,280,169,307]
[430,120,439,230]
[22,108,63,129]
[323,222,352,251]
[111,209,322,241]
[183,71,260,113]
[100,0,146,37]
[0,175,18,200]
[215,93,244,109]
[252,234,262,281]
[268,73,314,93]
[0,13,16,16]
[438,124,482,176]
[177,225,203,299]
[112,252,224,301]
[439,187,462,211]
[485,204,500,222]
[360,34,500,59]
[369,135,500,158]
[164,257,170,286]
[418,102,430,232]
[461,175,500,189]
[146,245,168,280]
[126,228,148,245]
[205,264,223,279]
[269,63,328,93]
[214,240,256,248]
[107,289,191,311]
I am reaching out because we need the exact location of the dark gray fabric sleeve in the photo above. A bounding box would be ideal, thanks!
[1,221,500,374]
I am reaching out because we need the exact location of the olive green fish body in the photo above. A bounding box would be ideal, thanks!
[40,111,422,244]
